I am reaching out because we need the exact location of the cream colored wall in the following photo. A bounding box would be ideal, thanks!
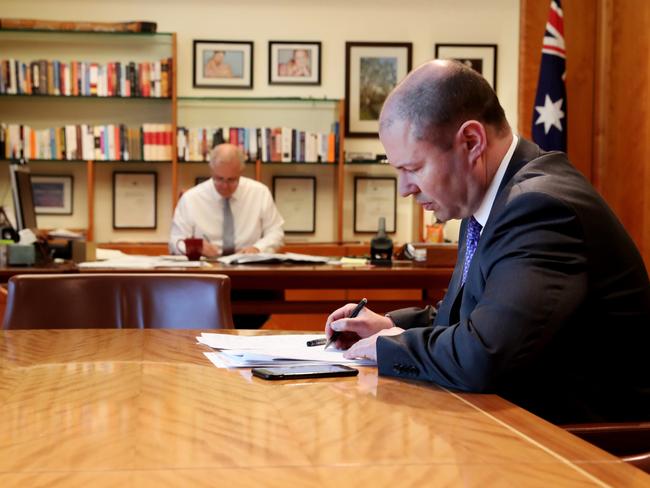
[1,0,520,244]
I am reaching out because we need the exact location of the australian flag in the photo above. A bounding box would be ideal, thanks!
[532,0,567,152]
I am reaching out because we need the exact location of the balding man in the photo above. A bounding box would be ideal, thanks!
[170,143,284,258]
[325,60,650,424]
[170,143,284,329]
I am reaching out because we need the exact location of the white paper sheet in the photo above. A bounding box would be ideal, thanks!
[217,252,332,265]
[199,333,376,368]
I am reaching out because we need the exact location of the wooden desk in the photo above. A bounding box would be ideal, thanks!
[0,329,646,486]
[77,263,454,314]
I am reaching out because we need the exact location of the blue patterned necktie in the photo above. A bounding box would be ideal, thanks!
[222,198,235,256]
[461,216,483,285]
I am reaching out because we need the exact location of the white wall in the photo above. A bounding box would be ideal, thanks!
[1,0,520,244]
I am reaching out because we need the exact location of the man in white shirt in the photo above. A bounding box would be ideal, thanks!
[170,143,284,257]
[170,143,285,328]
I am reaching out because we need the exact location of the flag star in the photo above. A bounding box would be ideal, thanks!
[534,94,565,134]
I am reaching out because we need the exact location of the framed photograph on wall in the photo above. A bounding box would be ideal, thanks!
[113,171,157,229]
[272,176,316,233]
[31,174,73,215]
[354,176,397,233]
[269,41,321,85]
[434,43,498,90]
[345,42,412,138]
[193,40,254,89]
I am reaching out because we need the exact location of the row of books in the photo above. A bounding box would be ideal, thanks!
[0,58,173,98]
[177,124,340,163]
[1,123,173,161]
[1,122,340,163]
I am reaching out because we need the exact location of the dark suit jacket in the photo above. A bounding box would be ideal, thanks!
[377,138,650,424]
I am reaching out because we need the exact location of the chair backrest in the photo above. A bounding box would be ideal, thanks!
[2,273,234,330]
[563,422,650,474]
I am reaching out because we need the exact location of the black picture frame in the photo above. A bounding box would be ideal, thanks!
[112,171,157,230]
[268,41,321,86]
[345,42,412,138]
[272,176,316,233]
[193,39,254,89]
[434,43,498,91]
[30,174,73,215]
[353,176,397,233]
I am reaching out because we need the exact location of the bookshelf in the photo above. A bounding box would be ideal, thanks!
[0,28,176,242]
[175,96,345,242]
[0,28,417,246]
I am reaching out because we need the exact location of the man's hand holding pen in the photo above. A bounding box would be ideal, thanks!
[324,299,404,360]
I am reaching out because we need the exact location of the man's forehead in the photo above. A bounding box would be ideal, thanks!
[212,160,240,172]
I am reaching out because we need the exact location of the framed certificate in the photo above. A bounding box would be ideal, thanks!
[112,171,157,229]
[272,176,316,233]
[31,174,73,215]
[354,176,396,233]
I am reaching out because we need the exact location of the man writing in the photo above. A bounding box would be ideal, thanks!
[170,143,284,258]
[170,143,284,328]
[326,60,649,424]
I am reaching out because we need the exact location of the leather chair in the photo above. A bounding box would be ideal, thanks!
[563,422,650,473]
[2,273,234,329]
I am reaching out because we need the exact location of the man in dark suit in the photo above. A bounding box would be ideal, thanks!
[326,60,650,424]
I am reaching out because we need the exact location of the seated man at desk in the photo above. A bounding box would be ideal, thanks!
[170,143,284,258]
[325,60,650,425]
[170,143,285,328]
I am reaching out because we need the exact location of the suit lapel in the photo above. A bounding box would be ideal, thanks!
[437,138,544,326]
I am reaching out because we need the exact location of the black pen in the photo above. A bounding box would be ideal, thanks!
[324,297,367,350]
[306,338,327,347]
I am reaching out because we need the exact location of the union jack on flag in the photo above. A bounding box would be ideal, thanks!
[532,0,567,152]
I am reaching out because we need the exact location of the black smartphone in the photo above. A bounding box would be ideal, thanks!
[251,364,359,380]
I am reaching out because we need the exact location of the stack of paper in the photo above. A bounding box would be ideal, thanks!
[217,252,332,265]
[78,254,207,269]
[198,332,375,368]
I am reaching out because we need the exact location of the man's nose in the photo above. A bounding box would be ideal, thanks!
[399,176,418,197]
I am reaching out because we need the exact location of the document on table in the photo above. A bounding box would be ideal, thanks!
[78,255,208,269]
[198,332,376,368]
[217,252,332,265]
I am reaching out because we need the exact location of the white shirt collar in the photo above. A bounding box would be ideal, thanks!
[473,134,518,228]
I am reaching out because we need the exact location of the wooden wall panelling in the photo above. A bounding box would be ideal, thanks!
[518,0,596,180]
[593,0,650,267]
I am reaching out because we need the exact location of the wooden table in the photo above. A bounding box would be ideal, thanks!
[0,329,646,487]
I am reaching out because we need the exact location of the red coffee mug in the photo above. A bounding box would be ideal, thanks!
[176,237,203,261]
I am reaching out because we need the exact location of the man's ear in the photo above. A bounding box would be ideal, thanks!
[455,120,487,165]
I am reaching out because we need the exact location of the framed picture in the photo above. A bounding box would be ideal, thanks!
[268,41,321,85]
[193,40,254,89]
[345,42,412,138]
[434,43,498,90]
[354,176,397,233]
[30,174,73,215]
[272,176,316,233]
[113,172,157,229]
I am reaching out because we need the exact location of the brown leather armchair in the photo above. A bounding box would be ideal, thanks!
[2,273,234,329]
[563,422,650,473]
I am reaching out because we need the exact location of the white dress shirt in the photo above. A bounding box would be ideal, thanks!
[169,176,284,254]
[473,134,519,229]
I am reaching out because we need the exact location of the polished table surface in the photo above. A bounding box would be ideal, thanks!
[1,329,647,487]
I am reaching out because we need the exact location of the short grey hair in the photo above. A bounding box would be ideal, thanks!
[208,143,246,171]
[380,60,509,150]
